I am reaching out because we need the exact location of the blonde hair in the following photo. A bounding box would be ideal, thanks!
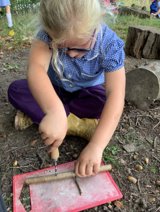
[40,0,103,79]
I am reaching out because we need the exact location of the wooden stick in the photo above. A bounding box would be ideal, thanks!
[25,164,112,185]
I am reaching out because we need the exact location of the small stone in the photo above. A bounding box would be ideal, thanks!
[127,176,137,184]
[146,185,152,188]
[73,153,78,159]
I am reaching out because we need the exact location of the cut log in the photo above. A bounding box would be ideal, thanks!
[126,61,160,109]
[119,6,150,19]
[125,26,160,59]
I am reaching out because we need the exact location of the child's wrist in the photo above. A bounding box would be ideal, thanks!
[88,141,106,152]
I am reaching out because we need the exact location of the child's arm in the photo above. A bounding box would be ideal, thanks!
[75,67,125,177]
[27,40,68,150]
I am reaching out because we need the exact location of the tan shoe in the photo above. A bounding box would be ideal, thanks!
[14,110,33,130]
[67,113,98,141]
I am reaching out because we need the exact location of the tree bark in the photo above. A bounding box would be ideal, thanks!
[125,26,160,59]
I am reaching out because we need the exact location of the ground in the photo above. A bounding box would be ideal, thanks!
[0,48,159,212]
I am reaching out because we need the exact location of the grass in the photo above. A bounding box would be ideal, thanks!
[0,12,38,49]
[0,5,160,49]
[103,145,120,166]
[121,0,151,9]
[107,14,160,40]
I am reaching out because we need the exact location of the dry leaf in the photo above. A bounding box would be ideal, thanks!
[30,139,38,146]
[114,200,124,209]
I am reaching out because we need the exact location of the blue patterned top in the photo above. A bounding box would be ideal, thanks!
[36,23,125,92]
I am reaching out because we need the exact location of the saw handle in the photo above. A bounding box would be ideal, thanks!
[51,147,59,161]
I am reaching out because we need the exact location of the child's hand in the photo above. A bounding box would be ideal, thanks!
[39,112,67,150]
[75,143,104,177]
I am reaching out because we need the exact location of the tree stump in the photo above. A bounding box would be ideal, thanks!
[119,6,150,19]
[125,26,160,59]
[126,61,160,109]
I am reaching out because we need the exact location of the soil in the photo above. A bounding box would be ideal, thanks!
[0,48,159,212]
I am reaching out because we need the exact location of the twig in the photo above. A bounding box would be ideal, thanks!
[135,117,141,126]
[153,136,158,149]
[152,155,160,163]
[136,114,154,119]
[137,179,141,193]
[145,138,153,146]
[10,165,38,170]
[148,206,156,212]
[74,177,82,195]
[149,107,160,111]
[153,120,160,130]
[155,206,160,212]
[5,145,29,153]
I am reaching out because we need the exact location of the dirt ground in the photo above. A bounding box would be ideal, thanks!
[0,48,159,212]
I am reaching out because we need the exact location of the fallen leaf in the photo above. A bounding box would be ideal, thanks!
[114,200,124,209]
[30,139,38,146]
[8,29,15,37]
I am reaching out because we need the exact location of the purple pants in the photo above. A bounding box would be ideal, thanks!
[8,79,106,124]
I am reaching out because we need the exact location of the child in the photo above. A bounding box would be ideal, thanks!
[150,0,160,18]
[8,0,125,177]
[0,0,13,28]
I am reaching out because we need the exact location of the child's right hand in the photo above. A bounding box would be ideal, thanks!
[39,111,68,151]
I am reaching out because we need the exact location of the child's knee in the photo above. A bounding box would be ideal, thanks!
[8,79,27,101]
[8,80,20,95]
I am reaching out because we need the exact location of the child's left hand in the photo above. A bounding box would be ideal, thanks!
[75,143,104,177]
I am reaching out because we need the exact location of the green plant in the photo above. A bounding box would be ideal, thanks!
[103,145,120,166]
[150,165,158,174]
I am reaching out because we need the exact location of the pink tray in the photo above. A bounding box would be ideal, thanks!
[13,161,122,212]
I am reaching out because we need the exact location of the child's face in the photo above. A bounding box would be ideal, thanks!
[57,30,96,58]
